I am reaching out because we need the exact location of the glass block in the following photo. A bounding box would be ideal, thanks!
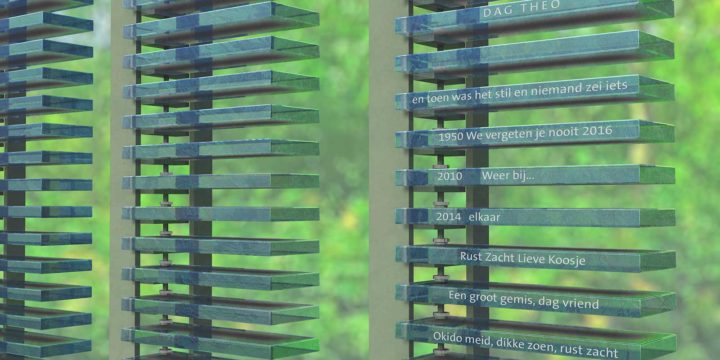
[123,294,318,325]
[125,36,318,77]
[0,329,91,358]
[0,256,91,273]
[122,139,318,164]
[0,151,91,166]
[0,304,90,329]
[0,95,92,116]
[397,165,675,189]
[127,353,233,360]
[0,280,91,301]
[122,236,319,256]
[0,206,91,218]
[124,2,319,47]
[0,179,91,191]
[396,75,674,119]
[397,281,675,317]
[124,0,263,18]
[0,40,93,70]
[411,0,489,11]
[0,123,92,141]
[123,105,318,135]
[397,0,675,46]
[396,208,675,228]
[398,31,674,83]
[396,245,676,273]
[397,317,676,359]
[123,265,319,290]
[0,12,92,43]
[0,68,92,92]
[122,323,318,359]
[0,231,92,246]
[396,120,674,150]
[123,174,319,192]
[413,354,510,360]
[0,0,92,17]
[123,71,319,107]
[122,206,318,223]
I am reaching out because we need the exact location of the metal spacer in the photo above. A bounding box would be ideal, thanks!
[158,347,173,356]
[160,230,173,237]
[159,289,173,296]
[159,318,173,326]
[433,274,450,283]
[433,311,450,320]
[160,259,172,267]
[160,201,173,207]
[433,237,450,245]
[160,172,173,176]
[433,347,451,356]
[433,201,449,208]
[432,164,449,169]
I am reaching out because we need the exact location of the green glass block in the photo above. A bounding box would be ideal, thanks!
[413,354,509,360]
[0,256,91,273]
[126,353,233,360]
[0,123,92,141]
[0,179,91,191]
[396,75,674,119]
[0,329,91,358]
[0,40,93,70]
[122,236,319,256]
[125,0,262,18]
[0,304,90,329]
[122,323,318,359]
[0,206,91,218]
[124,71,319,107]
[0,12,92,43]
[0,280,91,301]
[0,231,91,246]
[124,174,319,192]
[124,2,319,47]
[123,294,318,325]
[397,165,674,190]
[397,0,675,46]
[398,281,675,317]
[122,206,318,223]
[397,120,674,151]
[123,105,318,135]
[126,36,319,77]
[0,0,92,17]
[0,95,92,116]
[0,151,91,166]
[122,265,318,290]
[122,139,318,164]
[0,68,91,92]
[398,31,674,83]
[397,317,676,359]
[397,245,676,273]
[397,208,675,228]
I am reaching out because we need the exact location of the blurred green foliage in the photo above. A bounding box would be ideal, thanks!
[30,0,718,359]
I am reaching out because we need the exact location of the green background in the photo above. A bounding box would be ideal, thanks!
[29,0,718,359]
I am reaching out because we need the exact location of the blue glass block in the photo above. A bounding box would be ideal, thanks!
[125,36,319,77]
[0,179,91,191]
[124,2,319,47]
[122,206,318,223]
[397,281,675,317]
[397,0,675,46]
[124,71,319,107]
[0,40,93,70]
[0,95,92,116]
[0,0,92,17]
[396,245,676,273]
[396,208,675,228]
[0,68,92,92]
[396,75,674,118]
[397,165,675,189]
[123,174,319,192]
[397,317,676,359]
[122,236,319,256]
[0,280,91,301]
[122,266,319,290]
[0,151,91,166]
[122,139,318,164]
[0,12,92,43]
[0,123,92,141]
[123,105,318,135]
[0,304,90,329]
[125,0,262,18]
[123,294,319,325]
[0,232,92,246]
[127,353,233,360]
[0,206,91,218]
[398,31,674,83]
[123,324,318,359]
[0,256,91,273]
[0,329,91,358]
[396,120,674,151]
